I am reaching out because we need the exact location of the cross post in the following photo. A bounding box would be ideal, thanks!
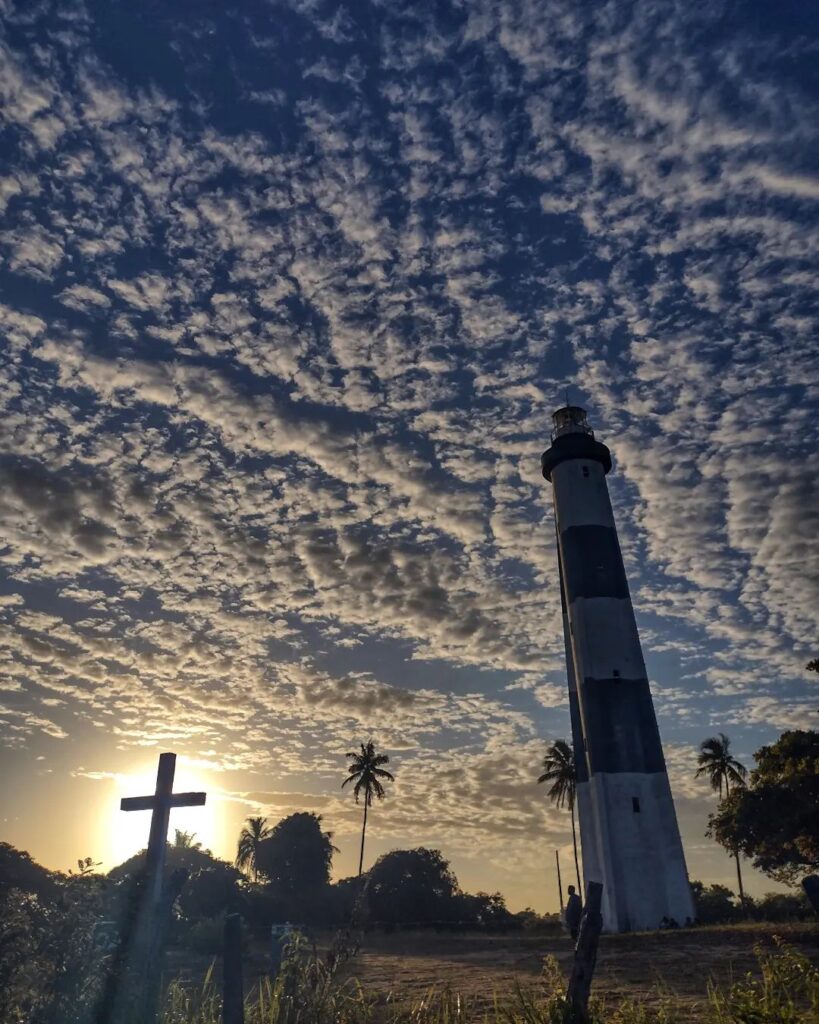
[120,752,206,906]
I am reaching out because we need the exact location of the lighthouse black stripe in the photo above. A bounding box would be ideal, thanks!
[559,524,629,601]
[568,688,589,783]
[580,677,666,775]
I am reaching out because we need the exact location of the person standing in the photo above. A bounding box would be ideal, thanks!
[565,885,583,942]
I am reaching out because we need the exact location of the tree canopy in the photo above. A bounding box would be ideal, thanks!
[107,840,222,882]
[177,863,242,921]
[367,847,459,927]
[708,729,819,885]
[695,733,747,797]
[0,842,60,898]
[342,741,395,806]
[235,816,272,881]
[537,739,576,809]
[255,812,336,895]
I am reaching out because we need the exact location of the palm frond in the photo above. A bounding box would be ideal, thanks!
[537,739,576,811]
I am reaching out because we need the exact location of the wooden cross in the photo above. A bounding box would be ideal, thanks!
[120,752,206,904]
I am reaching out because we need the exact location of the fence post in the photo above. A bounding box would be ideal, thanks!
[803,875,819,916]
[566,881,603,1023]
[223,913,244,1024]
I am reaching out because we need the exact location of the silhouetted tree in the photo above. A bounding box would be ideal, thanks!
[0,842,59,898]
[108,841,220,882]
[709,730,819,886]
[689,880,740,924]
[172,829,201,850]
[696,733,748,905]
[255,812,336,896]
[236,816,272,881]
[342,740,395,876]
[806,658,819,674]
[538,739,581,893]
[458,890,518,931]
[367,848,458,927]
[178,863,242,921]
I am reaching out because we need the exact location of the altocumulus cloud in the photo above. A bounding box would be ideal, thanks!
[0,0,817,894]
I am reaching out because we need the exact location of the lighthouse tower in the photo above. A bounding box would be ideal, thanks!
[542,405,694,933]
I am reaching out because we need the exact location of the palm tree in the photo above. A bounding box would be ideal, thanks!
[236,816,273,881]
[173,829,201,850]
[538,739,582,894]
[696,733,748,906]
[342,740,395,876]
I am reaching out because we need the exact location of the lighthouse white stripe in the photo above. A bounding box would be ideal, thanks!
[551,459,616,531]
[566,596,648,681]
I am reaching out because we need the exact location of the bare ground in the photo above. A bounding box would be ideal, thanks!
[344,924,819,1018]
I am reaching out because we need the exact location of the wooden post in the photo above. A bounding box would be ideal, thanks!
[223,914,245,1024]
[555,849,564,911]
[566,881,603,1023]
[803,875,819,916]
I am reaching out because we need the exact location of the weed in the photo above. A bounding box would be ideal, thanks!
[707,940,819,1024]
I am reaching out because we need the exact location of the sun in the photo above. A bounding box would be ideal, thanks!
[100,759,225,870]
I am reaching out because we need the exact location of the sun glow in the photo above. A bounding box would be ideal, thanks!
[99,759,228,870]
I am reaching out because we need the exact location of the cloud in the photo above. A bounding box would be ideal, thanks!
[0,0,817,898]
[4,225,64,280]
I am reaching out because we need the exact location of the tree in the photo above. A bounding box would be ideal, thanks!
[696,733,748,905]
[806,659,819,674]
[689,880,739,924]
[173,829,201,850]
[708,730,819,886]
[108,841,220,882]
[235,816,272,881]
[342,740,395,876]
[255,813,336,896]
[0,842,59,898]
[178,863,242,921]
[367,848,458,927]
[538,739,581,893]
[458,890,518,932]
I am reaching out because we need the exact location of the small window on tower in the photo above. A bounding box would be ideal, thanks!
[632,797,641,813]
[582,466,590,477]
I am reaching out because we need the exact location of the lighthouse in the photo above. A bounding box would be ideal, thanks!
[542,405,694,933]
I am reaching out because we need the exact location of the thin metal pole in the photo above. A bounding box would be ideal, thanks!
[555,849,564,911]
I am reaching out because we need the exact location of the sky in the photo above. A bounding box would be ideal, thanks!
[1,0,817,913]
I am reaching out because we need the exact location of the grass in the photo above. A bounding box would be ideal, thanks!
[160,937,819,1024]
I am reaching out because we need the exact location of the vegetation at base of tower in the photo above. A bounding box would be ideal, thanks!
[2,834,818,1023]
[688,880,812,923]
[708,729,819,886]
[538,739,582,893]
[695,733,748,906]
[342,740,396,877]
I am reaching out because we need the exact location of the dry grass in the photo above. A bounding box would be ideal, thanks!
[344,924,819,1020]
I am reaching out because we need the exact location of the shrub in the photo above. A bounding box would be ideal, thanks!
[0,873,111,1024]
[708,940,819,1022]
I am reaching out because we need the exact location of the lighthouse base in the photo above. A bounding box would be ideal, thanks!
[584,771,694,933]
